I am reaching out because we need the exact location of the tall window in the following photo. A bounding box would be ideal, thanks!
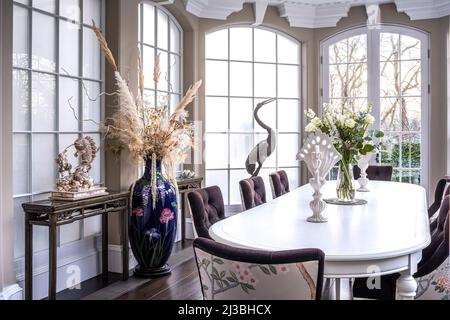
[321,26,429,187]
[12,0,104,258]
[205,27,301,205]
[139,1,183,114]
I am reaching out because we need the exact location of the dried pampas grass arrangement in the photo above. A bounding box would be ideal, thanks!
[92,22,201,186]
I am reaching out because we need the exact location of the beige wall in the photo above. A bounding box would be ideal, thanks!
[314,3,449,195]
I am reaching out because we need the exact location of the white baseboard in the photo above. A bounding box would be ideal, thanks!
[108,244,137,274]
[0,284,23,300]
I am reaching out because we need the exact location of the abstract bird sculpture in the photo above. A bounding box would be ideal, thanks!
[245,98,277,177]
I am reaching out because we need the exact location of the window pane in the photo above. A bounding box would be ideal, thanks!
[348,63,367,97]
[381,133,400,168]
[169,94,180,115]
[329,64,347,98]
[157,50,169,92]
[142,3,155,46]
[157,9,168,50]
[254,63,276,97]
[169,54,181,93]
[254,29,276,63]
[230,98,253,132]
[13,134,30,195]
[60,20,80,76]
[170,21,181,54]
[32,134,56,192]
[205,134,228,169]
[230,62,252,97]
[143,46,155,89]
[13,5,29,68]
[90,134,102,184]
[206,60,228,96]
[278,65,299,98]
[380,33,399,62]
[277,134,299,167]
[33,0,56,13]
[32,12,56,72]
[60,0,81,22]
[402,97,421,132]
[381,97,401,132]
[206,29,228,60]
[348,35,367,63]
[206,97,228,132]
[329,39,347,64]
[32,72,56,131]
[380,61,399,97]
[83,0,102,25]
[283,167,300,189]
[230,27,252,61]
[13,70,30,131]
[278,99,300,132]
[254,98,276,132]
[402,133,421,169]
[205,170,229,205]
[401,35,421,60]
[83,26,101,80]
[59,76,79,132]
[401,60,421,96]
[83,81,101,132]
[278,36,299,64]
[230,169,249,205]
[230,134,253,168]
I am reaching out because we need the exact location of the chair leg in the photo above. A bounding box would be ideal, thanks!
[349,278,355,300]
[335,278,341,300]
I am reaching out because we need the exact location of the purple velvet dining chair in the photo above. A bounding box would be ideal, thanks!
[269,170,290,199]
[239,176,267,210]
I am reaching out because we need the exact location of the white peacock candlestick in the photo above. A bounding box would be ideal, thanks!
[356,152,374,192]
[297,132,340,223]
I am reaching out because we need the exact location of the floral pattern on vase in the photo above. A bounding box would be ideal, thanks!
[129,159,178,277]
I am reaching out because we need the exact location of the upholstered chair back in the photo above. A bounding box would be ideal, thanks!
[187,186,225,239]
[193,237,325,300]
[353,165,393,181]
[269,170,290,199]
[428,176,450,218]
[239,176,267,211]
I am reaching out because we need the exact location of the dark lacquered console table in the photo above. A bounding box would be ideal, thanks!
[22,192,130,300]
[177,177,203,242]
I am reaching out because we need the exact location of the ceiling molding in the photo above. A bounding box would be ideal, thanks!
[184,0,246,20]
[394,0,450,20]
[182,0,450,28]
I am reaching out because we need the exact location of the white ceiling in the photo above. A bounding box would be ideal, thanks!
[171,0,450,28]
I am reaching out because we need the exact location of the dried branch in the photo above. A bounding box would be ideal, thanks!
[92,20,118,71]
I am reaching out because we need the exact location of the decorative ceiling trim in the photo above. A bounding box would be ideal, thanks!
[253,0,270,25]
[278,2,352,28]
[184,0,246,20]
[394,0,450,20]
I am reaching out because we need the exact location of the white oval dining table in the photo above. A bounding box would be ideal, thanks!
[209,181,431,300]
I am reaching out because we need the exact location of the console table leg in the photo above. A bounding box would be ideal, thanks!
[396,272,417,300]
[102,213,109,279]
[25,213,33,300]
[121,208,129,280]
[48,215,57,300]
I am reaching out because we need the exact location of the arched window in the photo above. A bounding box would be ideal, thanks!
[320,25,429,188]
[205,26,302,205]
[139,1,182,114]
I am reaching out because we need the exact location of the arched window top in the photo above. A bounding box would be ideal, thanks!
[139,1,183,113]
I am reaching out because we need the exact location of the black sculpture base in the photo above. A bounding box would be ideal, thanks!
[133,264,172,278]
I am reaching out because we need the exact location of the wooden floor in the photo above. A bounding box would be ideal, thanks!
[116,240,203,300]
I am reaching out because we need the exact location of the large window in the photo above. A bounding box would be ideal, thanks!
[139,1,182,114]
[205,26,301,205]
[12,0,104,258]
[321,26,429,187]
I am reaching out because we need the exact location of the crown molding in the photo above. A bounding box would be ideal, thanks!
[395,0,450,20]
[184,0,246,20]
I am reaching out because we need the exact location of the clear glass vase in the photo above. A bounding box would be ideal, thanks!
[336,161,356,202]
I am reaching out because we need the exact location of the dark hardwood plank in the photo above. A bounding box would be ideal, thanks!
[150,269,202,300]
[116,258,201,300]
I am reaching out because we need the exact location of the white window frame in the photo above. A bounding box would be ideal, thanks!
[320,24,430,191]
[204,25,302,205]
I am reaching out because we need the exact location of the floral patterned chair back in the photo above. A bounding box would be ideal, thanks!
[269,170,290,199]
[193,238,325,300]
[239,176,267,211]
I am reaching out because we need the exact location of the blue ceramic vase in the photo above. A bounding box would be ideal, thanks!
[129,160,178,277]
